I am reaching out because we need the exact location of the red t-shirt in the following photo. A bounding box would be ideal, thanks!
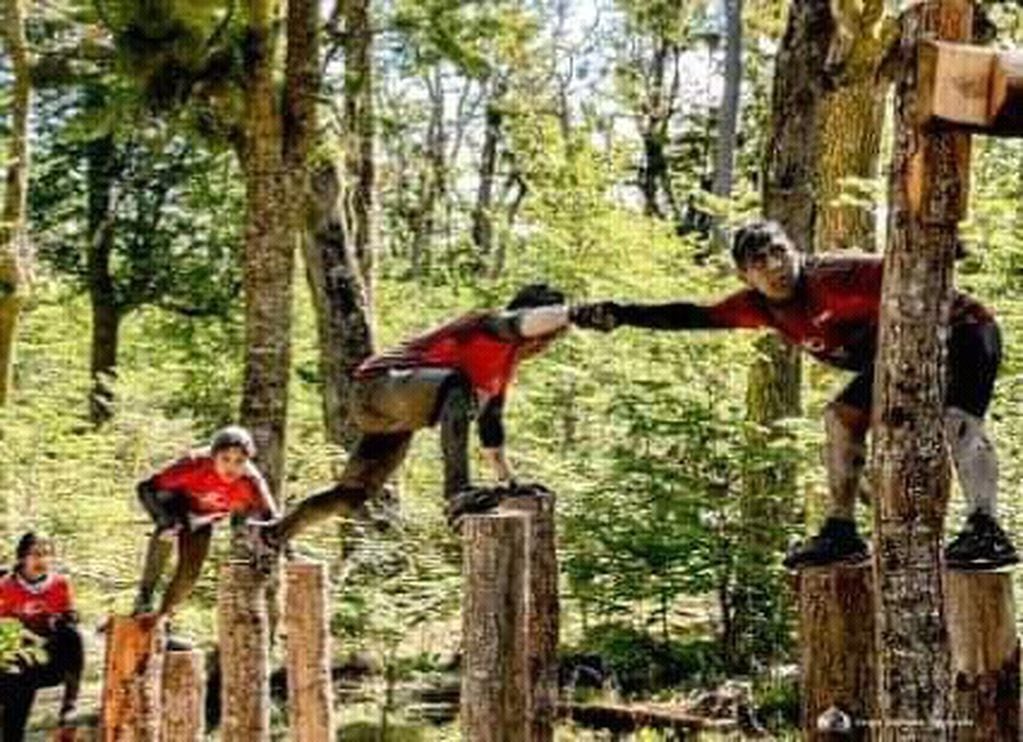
[693,256,993,371]
[151,454,271,517]
[0,571,74,635]
[355,312,526,397]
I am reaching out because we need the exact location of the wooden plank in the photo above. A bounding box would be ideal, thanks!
[917,40,995,129]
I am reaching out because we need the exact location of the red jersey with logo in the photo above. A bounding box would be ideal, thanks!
[355,312,526,397]
[0,571,74,635]
[620,255,993,372]
[151,453,272,517]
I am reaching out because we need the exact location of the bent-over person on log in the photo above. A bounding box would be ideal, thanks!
[265,283,579,546]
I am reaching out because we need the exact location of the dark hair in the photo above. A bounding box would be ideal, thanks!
[16,532,50,562]
[731,220,788,267]
[211,425,256,458]
[506,283,566,310]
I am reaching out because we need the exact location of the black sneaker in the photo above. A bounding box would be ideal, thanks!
[945,511,1020,570]
[445,486,505,528]
[166,633,194,651]
[783,518,870,569]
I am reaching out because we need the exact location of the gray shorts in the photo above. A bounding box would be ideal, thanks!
[351,368,466,433]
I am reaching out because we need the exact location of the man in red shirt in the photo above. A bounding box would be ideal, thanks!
[267,284,575,544]
[574,220,1017,570]
[133,425,278,617]
[0,533,84,741]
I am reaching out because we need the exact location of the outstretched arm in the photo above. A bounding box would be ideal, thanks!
[574,290,768,332]
[245,462,280,519]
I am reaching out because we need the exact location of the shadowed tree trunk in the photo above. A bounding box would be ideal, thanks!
[471,80,506,261]
[304,161,374,447]
[711,0,743,245]
[0,0,31,406]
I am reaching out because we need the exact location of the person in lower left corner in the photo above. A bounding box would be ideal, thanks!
[0,532,84,741]
[132,425,279,628]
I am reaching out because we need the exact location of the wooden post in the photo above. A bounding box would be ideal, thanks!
[161,648,205,742]
[218,562,270,742]
[871,0,972,735]
[946,570,1020,739]
[798,563,876,740]
[499,492,558,742]
[285,561,335,741]
[461,511,529,741]
[99,615,165,742]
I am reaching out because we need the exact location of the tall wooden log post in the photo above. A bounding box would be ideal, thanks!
[285,561,335,741]
[218,562,271,742]
[946,570,1020,739]
[871,0,971,736]
[798,563,876,739]
[500,493,559,742]
[100,615,165,742]
[160,649,205,742]
[461,491,559,742]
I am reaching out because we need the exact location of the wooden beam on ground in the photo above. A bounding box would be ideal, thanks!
[557,702,737,734]
[99,615,165,742]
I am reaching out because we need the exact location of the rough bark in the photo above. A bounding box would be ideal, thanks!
[870,1,972,735]
[799,563,876,739]
[161,649,205,742]
[816,0,887,252]
[342,0,375,298]
[638,38,682,222]
[461,512,529,741]
[304,161,374,447]
[285,561,335,741]
[100,615,165,742]
[0,0,31,406]
[218,562,271,742]
[946,570,1020,740]
[239,0,318,496]
[500,493,558,742]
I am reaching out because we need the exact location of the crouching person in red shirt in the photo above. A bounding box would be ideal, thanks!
[0,533,84,741]
[133,426,278,618]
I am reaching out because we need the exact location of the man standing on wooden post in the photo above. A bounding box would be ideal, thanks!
[574,219,1017,570]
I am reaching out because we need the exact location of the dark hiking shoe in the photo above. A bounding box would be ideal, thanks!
[945,511,1020,570]
[783,518,870,569]
[165,633,194,651]
[446,486,505,528]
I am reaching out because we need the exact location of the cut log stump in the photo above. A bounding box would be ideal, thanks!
[99,615,165,742]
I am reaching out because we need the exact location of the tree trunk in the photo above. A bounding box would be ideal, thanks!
[461,512,530,741]
[471,82,505,261]
[285,561,335,741]
[799,563,876,739]
[304,161,374,447]
[870,0,972,734]
[734,0,834,672]
[342,0,375,299]
[815,0,887,252]
[239,0,318,496]
[946,570,1020,739]
[411,72,445,277]
[161,649,205,742]
[0,0,31,406]
[712,0,743,235]
[85,134,121,425]
[100,615,165,742]
[218,563,271,742]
